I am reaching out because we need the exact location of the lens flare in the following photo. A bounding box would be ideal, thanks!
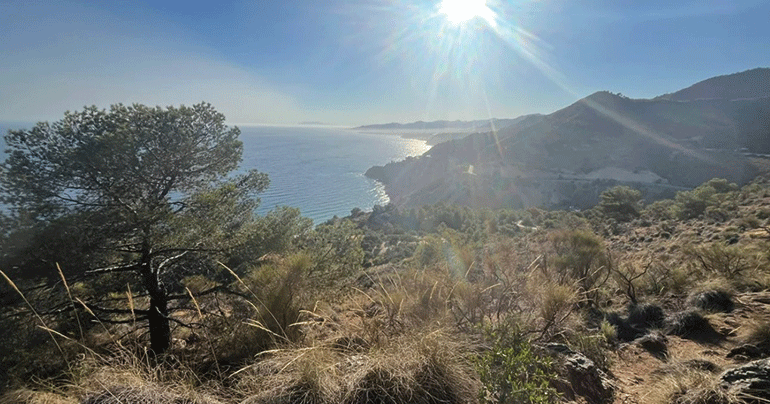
[439,0,494,25]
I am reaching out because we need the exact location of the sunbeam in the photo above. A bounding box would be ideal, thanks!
[439,0,496,26]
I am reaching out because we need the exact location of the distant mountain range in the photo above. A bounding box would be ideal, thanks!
[355,115,544,145]
[355,118,526,131]
[366,68,770,210]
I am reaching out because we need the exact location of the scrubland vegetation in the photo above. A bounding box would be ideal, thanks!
[2,107,770,404]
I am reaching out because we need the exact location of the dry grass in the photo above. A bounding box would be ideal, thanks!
[744,318,770,347]
[236,330,479,404]
[0,389,77,404]
[1,350,227,404]
[647,366,740,404]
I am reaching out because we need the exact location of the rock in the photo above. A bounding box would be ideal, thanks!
[720,358,770,402]
[690,290,734,313]
[544,344,615,404]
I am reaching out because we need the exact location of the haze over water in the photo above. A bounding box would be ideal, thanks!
[240,125,429,224]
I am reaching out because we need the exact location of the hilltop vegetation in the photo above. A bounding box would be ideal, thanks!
[2,73,770,403]
[3,118,770,403]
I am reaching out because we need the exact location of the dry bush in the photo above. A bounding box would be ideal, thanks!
[451,279,493,329]
[0,389,76,404]
[236,330,479,404]
[210,253,318,362]
[3,351,227,404]
[526,274,579,340]
[600,320,617,344]
[637,261,693,296]
[744,318,770,348]
[647,367,739,404]
[548,230,612,304]
[368,267,456,332]
[685,244,761,279]
[359,261,504,336]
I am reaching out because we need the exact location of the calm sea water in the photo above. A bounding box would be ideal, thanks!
[242,125,429,223]
[0,123,429,224]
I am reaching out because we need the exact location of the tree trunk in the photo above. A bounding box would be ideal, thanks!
[140,247,171,355]
[148,287,171,355]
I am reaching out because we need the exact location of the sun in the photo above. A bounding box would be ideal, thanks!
[439,0,493,24]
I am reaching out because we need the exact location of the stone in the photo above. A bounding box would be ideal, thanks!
[543,343,615,404]
[720,358,770,402]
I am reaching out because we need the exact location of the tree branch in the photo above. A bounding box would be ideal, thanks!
[86,262,140,275]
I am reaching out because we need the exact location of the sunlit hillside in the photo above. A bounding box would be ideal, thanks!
[3,0,770,403]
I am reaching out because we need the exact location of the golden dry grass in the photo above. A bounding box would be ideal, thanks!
[236,330,478,404]
[646,366,739,404]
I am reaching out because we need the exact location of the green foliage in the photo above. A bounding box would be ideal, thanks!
[598,185,642,222]
[673,178,738,219]
[643,198,678,221]
[476,319,559,404]
[412,234,448,268]
[296,218,364,286]
[686,243,756,278]
[550,230,610,300]
[1,102,269,354]
[227,206,313,270]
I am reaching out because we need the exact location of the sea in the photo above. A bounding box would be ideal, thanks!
[0,123,430,224]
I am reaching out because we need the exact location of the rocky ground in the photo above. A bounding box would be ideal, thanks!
[608,291,770,404]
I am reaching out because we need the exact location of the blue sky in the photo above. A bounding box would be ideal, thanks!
[1,0,768,126]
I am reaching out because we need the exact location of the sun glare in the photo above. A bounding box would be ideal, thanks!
[439,0,493,24]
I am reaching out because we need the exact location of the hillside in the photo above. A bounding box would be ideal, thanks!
[5,174,770,404]
[658,68,770,101]
[367,69,770,210]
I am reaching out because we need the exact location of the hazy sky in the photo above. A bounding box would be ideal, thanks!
[1,0,768,126]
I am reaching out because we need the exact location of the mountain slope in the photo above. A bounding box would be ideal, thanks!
[658,68,770,101]
[366,69,770,210]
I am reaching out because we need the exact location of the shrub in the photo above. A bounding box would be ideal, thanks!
[600,320,617,344]
[475,319,559,404]
[690,290,734,313]
[674,178,737,220]
[598,186,642,222]
[627,303,665,330]
[648,366,738,404]
[686,244,754,278]
[236,331,478,404]
[549,230,611,303]
[665,311,720,342]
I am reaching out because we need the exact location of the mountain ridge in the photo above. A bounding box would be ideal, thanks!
[366,68,770,210]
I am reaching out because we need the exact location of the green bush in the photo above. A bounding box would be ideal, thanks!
[476,319,559,404]
[550,230,610,302]
[686,243,754,278]
[674,178,738,220]
[598,186,642,222]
